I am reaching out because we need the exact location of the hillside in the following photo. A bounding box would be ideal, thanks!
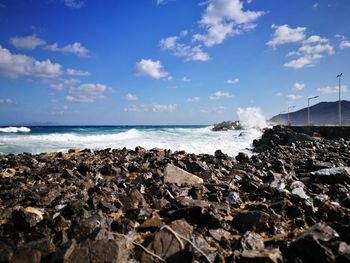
[269,100,350,125]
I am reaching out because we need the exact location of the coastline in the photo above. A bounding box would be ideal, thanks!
[1,126,350,262]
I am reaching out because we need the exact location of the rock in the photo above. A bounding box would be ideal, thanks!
[0,168,16,178]
[12,247,41,263]
[237,248,283,263]
[212,121,242,131]
[68,148,80,154]
[338,242,350,261]
[62,168,74,178]
[291,187,310,200]
[164,164,203,185]
[240,231,265,251]
[311,167,350,184]
[231,211,270,233]
[288,222,339,263]
[236,152,249,163]
[53,238,128,263]
[141,219,193,263]
[226,191,242,206]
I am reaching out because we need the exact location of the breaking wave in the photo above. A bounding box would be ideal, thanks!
[0,127,31,133]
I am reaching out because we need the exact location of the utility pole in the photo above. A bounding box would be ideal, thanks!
[308,96,319,126]
[337,73,343,126]
[288,106,295,126]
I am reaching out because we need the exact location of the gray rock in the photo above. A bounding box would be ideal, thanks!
[311,167,350,184]
[237,248,283,263]
[164,164,203,185]
[291,187,310,200]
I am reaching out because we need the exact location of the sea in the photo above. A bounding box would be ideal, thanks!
[0,125,263,156]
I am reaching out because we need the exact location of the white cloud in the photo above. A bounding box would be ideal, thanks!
[45,42,89,57]
[209,91,233,100]
[160,36,210,61]
[0,45,62,78]
[275,92,282,97]
[200,106,226,114]
[66,83,113,103]
[43,78,80,90]
[187,96,201,102]
[181,76,191,82]
[156,0,169,5]
[284,35,333,69]
[9,35,46,50]
[66,68,91,76]
[340,40,350,49]
[49,105,69,115]
[312,3,319,9]
[317,85,347,94]
[293,82,305,91]
[225,78,239,85]
[266,24,306,47]
[194,0,264,47]
[286,94,302,101]
[180,30,188,37]
[124,104,177,113]
[126,93,138,101]
[0,98,14,104]
[134,59,170,79]
[64,0,86,9]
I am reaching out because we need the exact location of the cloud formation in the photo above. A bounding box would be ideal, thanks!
[225,78,239,85]
[126,93,138,101]
[10,35,46,50]
[134,59,170,79]
[66,68,91,76]
[266,24,306,47]
[63,0,86,9]
[45,42,89,57]
[0,45,62,78]
[209,91,233,100]
[124,104,177,113]
[194,0,264,47]
[293,82,305,91]
[160,36,210,61]
[286,94,302,101]
[66,83,113,103]
[0,98,14,104]
[187,97,201,102]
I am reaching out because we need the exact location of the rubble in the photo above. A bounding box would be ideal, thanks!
[0,125,350,262]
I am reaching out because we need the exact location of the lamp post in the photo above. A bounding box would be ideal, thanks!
[287,106,295,126]
[336,73,343,126]
[308,96,319,126]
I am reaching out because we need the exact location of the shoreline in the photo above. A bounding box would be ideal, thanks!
[1,125,350,262]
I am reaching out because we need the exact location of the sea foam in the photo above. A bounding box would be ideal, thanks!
[0,126,31,133]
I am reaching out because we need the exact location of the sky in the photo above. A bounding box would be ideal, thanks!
[0,0,350,125]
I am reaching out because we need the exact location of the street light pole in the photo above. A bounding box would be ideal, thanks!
[308,96,319,126]
[336,73,343,126]
[287,106,295,126]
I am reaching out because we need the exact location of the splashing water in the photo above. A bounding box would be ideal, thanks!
[237,107,267,130]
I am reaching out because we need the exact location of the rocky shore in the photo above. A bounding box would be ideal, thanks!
[1,125,350,262]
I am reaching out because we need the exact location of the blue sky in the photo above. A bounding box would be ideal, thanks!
[0,0,350,125]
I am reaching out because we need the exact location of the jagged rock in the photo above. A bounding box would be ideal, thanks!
[212,121,242,131]
[164,164,203,185]
[288,222,339,263]
[226,191,242,206]
[231,211,270,233]
[141,219,193,263]
[311,167,350,184]
[0,168,16,178]
[240,231,265,251]
[291,187,310,200]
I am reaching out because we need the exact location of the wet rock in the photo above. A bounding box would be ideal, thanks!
[12,207,44,230]
[164,164,203,185]
[12,247,41,263]
[338,242,350,261]
[236,152,249,163]
[212,121,241,131]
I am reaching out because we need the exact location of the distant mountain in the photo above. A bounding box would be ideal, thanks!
[269,100,350,125]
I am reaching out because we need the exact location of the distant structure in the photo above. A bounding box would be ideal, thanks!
[337,73,343,126]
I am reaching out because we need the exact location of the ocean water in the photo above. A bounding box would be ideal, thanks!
[0,125,263,156]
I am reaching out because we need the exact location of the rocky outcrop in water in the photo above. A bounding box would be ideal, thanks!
[1,126,350,262]
[212,121,242,131]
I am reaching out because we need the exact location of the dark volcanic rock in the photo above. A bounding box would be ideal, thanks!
[212,120,242,131]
